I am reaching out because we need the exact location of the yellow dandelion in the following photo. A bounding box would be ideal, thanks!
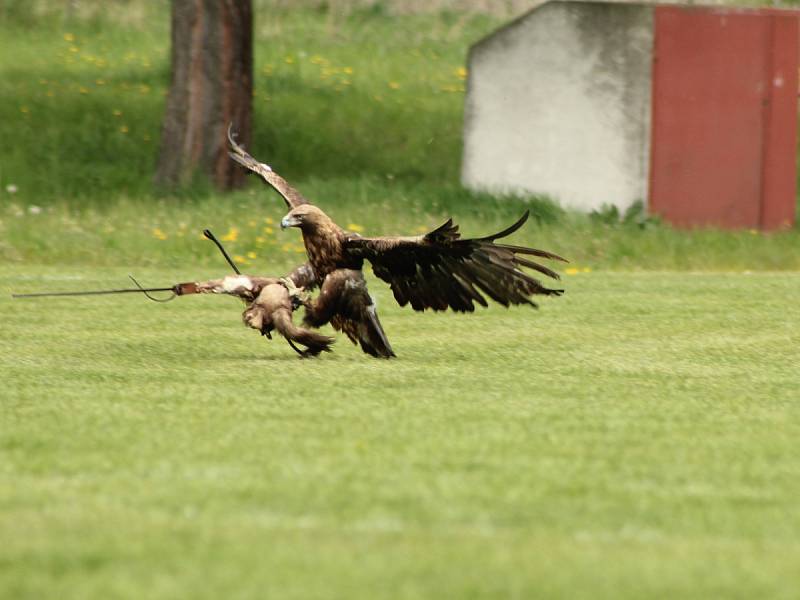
[247,251,257,260]
[415,225,428,233]
[748,229,758,235]
[95,78,105,85]
[456,66,468,79]
[79,86,89,94]
[152,227,167,240]
[248,220,257,227]
[564,267,580,275]
[284,55,295,64]
[263,226,274,235]
[264,216,274,225]
[343,66,354,74]
[119,125,129,133]
[388,81,400,90]
[255,236,266,245]
[221,227,239,242]
[347,223,364,233]
[69,46,79,53]
[63,33,75,42]
[294,246,306,253]
[281,243,293,252]
[582,267,592,273]
[233,255,248,264]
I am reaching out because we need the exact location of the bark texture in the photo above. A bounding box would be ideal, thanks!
[155,0,252,189]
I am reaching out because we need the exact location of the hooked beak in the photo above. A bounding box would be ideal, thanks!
[281,215,301,230]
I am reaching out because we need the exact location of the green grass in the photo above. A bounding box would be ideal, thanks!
[3,187,799,271]
[0,3,492,201]
[2,3,800,597]
[1,2,797,274]
[2,266,800,598]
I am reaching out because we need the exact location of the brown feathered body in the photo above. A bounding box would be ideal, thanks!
[227,127,565,359]
[282,203,565,313]
[280,206,395,357]
[295,207,355,276]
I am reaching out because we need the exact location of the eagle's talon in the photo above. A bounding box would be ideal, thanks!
[281,277,311,307]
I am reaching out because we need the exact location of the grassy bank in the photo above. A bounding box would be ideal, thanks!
[0,3,492,201]
[1,4,797,274]
[3,186,799,272]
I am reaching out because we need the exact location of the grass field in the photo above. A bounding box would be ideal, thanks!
[2,266,799,598]
[2,1,800,598]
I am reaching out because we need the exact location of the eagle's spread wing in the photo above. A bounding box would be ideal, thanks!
[227,125,309,209]
[344,211,567,313]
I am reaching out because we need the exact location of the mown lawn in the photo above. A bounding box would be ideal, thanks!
[2,2,800,597]
[2,266,799,598]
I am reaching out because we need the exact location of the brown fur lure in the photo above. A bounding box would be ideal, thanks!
[179,268,333,358]
[12,231,334,359]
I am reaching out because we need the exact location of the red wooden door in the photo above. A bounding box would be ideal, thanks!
[650,7,797,229]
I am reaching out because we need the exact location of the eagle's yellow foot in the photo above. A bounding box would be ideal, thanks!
[280,277,311,308]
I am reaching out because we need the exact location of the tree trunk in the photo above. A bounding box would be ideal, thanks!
[155,0,253,190]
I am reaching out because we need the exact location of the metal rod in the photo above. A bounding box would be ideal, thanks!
[12,287,175,299]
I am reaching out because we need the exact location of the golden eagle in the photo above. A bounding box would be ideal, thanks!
[228,128,566,358]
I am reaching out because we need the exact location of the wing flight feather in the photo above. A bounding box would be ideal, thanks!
[344,211,566,313]
[227,125,309,210]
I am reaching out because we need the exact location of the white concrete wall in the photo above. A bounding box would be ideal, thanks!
[461,1,654,212]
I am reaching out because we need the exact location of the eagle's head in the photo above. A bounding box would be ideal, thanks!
[280,204,332,232]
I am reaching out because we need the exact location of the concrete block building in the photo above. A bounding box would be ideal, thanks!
[461,1,798,229]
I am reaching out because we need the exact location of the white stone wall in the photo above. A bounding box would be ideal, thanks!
[461,0,654,212]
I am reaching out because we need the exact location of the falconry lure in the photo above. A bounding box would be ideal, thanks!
[12,230,331,358]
